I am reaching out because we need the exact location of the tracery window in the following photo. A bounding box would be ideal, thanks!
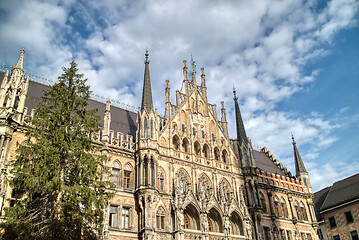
[176,170,190,194]
[156,207,165,229]
[198,175,212,200]
[218,179,231,203]
[111,160,121,188]
[300,201,308,221]
[222,150,228,163]
[182,138,190,153]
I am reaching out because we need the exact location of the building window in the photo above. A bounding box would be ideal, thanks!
[301,233,306,240]
[274,196,282,217]
[351,230,359,240]
[286,231,292,240]
[124,170,131,189]
[329,216,337,229]
[208,217,213,232]
[333,235,340,240]
[280,229,286,240]
[307,233,312,240]
[121,207,130,229]
[345,211,354,224]
[158,171,164,191]
[193,127,196,136]
[109,206,118,227]
[111,168,120,188]
[281,198,288,218]
[202,130,205,138]
[144,118,147,138]
[156,207,165,230]
[182,124,185,133]
[184,213,190,229]
[264,227,270,240]
[317,229,323,240]
[259,193,267,213]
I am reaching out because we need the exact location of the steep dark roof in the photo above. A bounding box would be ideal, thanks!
[141,51,153,112]
[313,187,330,221]
[0,73,137,137]
[320,173,359,212]
[253,150,286,176]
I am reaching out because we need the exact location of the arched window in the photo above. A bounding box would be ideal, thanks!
[203,144,209,158]
[111,160,121,188]
[274,196,282,217]
[173,135,180,150]
[222,150,228,163]
[182,138,190,153]
[214,147,220,161]
[202,130,205,139]
[198,175,212,200]
[158,170,164,191]
[150,119,153,138]
[230,211,244,235]
[184,213,190,229]
[192,127,196,136]
[259,192,267,213]
[281,197,288,218]
[194,141,201,156]
[156,207,165,229]
[14,94,20,110]
[294,201,300,220]
[143,118,147,138]
[176,169,190,194]
[208,217,213,232]
[300,201,308,221]
[123,163,133,190]
[219,179,231,203]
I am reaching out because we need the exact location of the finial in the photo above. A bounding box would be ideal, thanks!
[20,48,26,54]
[145,49,149,63]
[183,60,187,68]
[201,67,204,75]
[233,87,237,100]
[291,133,296,144]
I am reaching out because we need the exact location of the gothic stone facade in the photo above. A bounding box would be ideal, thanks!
[0,49,318,240]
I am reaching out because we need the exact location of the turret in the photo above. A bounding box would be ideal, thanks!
[200,68,208,102]
[165,80,171,119]
[102,100,111,143]
[292,135,312,193]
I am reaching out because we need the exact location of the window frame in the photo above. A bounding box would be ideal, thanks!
[329,216,337,229]
[121,206,131,229]
[123,170,131,189]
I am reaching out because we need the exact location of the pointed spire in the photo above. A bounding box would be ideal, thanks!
[141,50,153,112]
[292,134,307,176]
[15,48,25,70]
[233,88,248,145]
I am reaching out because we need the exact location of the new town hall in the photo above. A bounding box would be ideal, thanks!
[0,49,318,240]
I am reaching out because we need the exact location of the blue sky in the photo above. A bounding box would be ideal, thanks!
[0,0,358,191]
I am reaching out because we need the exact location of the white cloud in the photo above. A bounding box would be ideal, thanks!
[0,0,358,190]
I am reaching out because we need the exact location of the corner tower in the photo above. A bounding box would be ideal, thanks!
[233,89,261,240]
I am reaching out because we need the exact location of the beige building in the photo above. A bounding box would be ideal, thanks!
[0,49,318,240]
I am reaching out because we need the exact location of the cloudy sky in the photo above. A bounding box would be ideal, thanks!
[1,0,358,191]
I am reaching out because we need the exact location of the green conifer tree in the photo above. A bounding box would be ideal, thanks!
[1,62,113,240]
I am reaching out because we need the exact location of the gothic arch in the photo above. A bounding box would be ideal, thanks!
[112,159,122,169]
[230,211,244,235]
[194,141,201,156]
[183,204,200,230]
[182,137,190,153]
[222,149,229,164]
[218,178,232,203]
[273,195,282,217]
[197,173,213,200]
[203,143,210,158]
[172,135,180,150]
[208,207,223,233]
[175,168,191,194]
[214,147,220,161]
